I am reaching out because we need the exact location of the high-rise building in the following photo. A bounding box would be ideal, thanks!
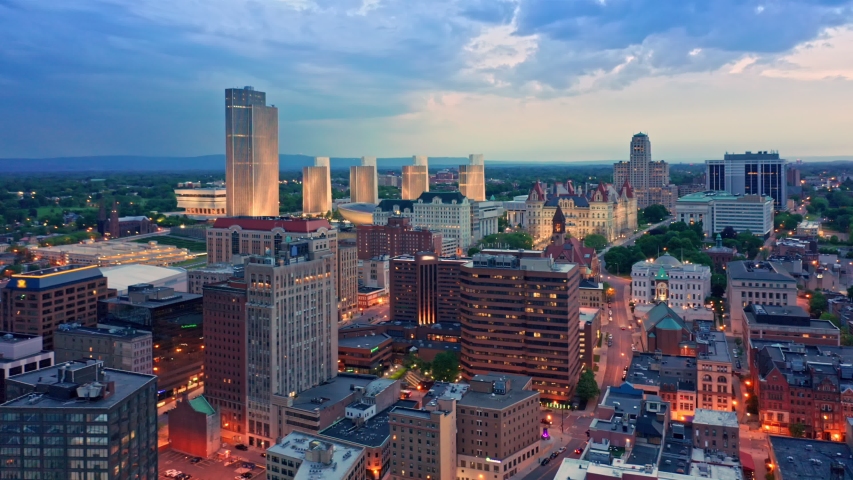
[225,86,280,217]
[459,253,581,405]
[242,239,338,448]
[1,265,113,350]
[1,359,159,479]
[401,156,429,200]
[613,133,675,209]
[206,217,336,265]
[202,278,248,444]
[413,191,473,253]
[389,253,467,325]
[350,156,379,205]
[389,402,457,480]
[706,151,788,210]
[0,332,54,403]
[338,239,359,321]
[303,156,333,215]
[356,217,442,260]
[54,324,153,374]
[459,154,486,202]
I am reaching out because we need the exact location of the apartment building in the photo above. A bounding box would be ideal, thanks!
[696,331,733,412]
[459,253,581,405]
[53,324,153,374]
[389,254,467,325]
[389,401,457,480]
[0,332,54,403]
[692,409,739,456]
[1,265,113,350]
[413,191,473,253]
[726,260,798,335]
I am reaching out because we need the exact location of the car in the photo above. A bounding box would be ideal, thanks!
[178,475,192,480]
[558,447,566,453]
[540,458,550,466]
[241,473,253,479]
[550,452,559,459]
[574,448,583,454]
[164,471,180,478]
[621,326,626,330]
[190,457,202,464]
[235,444,249,451]
[623,365,629,371]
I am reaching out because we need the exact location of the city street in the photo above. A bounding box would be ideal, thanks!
[598,274,638,389]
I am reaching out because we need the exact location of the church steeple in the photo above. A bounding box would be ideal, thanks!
[551,205,566,245]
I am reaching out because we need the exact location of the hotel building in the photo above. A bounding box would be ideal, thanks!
[389,253,467,325]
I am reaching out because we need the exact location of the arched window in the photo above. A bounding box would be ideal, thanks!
[703,375,712,382]
[717,376,727,383]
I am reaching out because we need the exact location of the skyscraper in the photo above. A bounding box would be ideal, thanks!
[303,156,332,215]
[350,156,379,204]
[706,151,788,210]
[225,87,280,217]
[613,133,675,209]
[458,153,486,202]
[401,155,429,200]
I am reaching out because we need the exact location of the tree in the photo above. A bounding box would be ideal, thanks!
[640,204,669,223]
[467,247,481,256]
[576,369,600,401]
[809,291,828,318]
[811,197,829,213]
[789,423,806,438]
[480,232,534,250]
[720,226,737,240]
[584,234,607,252]
[711,274,727,298]
[603,246,644,275]
[429,352,460,382]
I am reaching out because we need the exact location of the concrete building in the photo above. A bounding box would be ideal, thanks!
[455,374,542,479]
[544,236,602,281]
[413,191,473,253]
[379,173,402,188]
[726,260,798,335]
[389,254,467,325]
[202,278,248,443]
[206,216,335,265]
[692,409,739,456]
[503,195,528,228]
[630,254,712,310]
[579,280,606,308]
[459,253,581,405]
[459,154,486,202]
[706,150,788,210]
[265,431,368,480]
[744,303,839,347]
[706,234,736,273]
[579,308,602,371]
[471,200,503,242]
[769,436,853,480]
[360,256,390,289]
[350,156,379,205]
[695,332,733,412]
[226,86,279,217]
[169,394,221,458]
[525,180,637,244]
[613,133,676,209]
[1,265,112,350]
[187,262,237,294]
[338,334,393,375]
[339,240,359,321]
[1,359,158,479]
[675,191,774,238]
[99,284,204,404]
[54,323,153,374]
[99,264,187,294]
[174,186,227,216]
[32,240,192,267]
[356,217,442,260]
[402,156,429,200]
[389,403,456,480]
[242,239,339,448]
[303,156,333,215]
[0,332,53,403]
[797,220,822,237]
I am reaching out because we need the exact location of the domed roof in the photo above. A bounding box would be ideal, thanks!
[337,202,378,225]
[653,253,682,267]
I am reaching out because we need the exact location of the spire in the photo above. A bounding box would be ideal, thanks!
[716,233,723,248]
[566,180,575,195]
[527,180,546,202]
[551,205,566,246]
[621,179,634,198]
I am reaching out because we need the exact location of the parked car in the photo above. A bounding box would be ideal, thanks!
[558,447,566,453]
[235,444,249,451]
[190,457,202,464]
[540,458,550,466]
[241,473,254,479]
[164,471,180,478]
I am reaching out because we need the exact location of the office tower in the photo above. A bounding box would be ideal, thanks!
[350,156,379,204]
[243,238,338,448]
[459,154,486,202]
[202,278,248,444]
[413,191,472,253]
[356,217,442,260]
[706,151,788,210]
[1,360,158,479]
[303,156,333,215]
[1,265,112,350]
[99,284,204,405]
[401,155,429,200]
[206,217,336,264]
[54,324,153,374]
[459,253,581,405]
[613,132,674,209]
[225,86,280,217]
[0,332,53,403]
[389,253,467,325]
[338,239,358,321]
[389,401,456,480]
[455,374,541,479]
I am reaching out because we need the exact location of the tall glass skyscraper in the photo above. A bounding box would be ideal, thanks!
[705,151,787,210]
[225,87,279,217]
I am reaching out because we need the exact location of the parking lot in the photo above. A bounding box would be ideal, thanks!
[159,449,266,480]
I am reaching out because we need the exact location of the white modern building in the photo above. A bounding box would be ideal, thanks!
[471,200,503,242]
[706,151,787,210]
[630,254,712,310]
[675,191,774,238]
[174,187,226,216]
[413,191,473,253]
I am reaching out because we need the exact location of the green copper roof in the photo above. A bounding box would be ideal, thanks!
[188,396,215,416]
[655,317,685,331]
[655,266,669,280]
[644,303,686,332]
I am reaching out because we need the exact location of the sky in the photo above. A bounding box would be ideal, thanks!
[1,0,853,162]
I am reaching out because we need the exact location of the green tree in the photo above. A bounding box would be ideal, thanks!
[809,291,828,318]
[789,423,806,438]
[711,274,727,298]
[429,352,460,382]
[603,246,644,275]
[576,369,600,401]
[720,226,737,240]
[640,204,669,223]
[480,232,534,250]
[467,247,481,256]
[811,197,829,212]
[584,234,607,252]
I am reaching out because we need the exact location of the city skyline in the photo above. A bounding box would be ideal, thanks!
[1,1,853,161]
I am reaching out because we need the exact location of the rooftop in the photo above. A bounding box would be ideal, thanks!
[457,374,539,410]
[579,308,600,325]
[769,436,853,480]
[55,324,151,340]
[417,191,467,204]
[188,395,215,416]
[288,374,377,414]
[727,260,797,282]
[319,400,415,448]
[338,334,391,351]
[212,217,332,233]
[4,264,103,290]
[267,431,364,480]
[692,409,738,428]
[98,264,186,293]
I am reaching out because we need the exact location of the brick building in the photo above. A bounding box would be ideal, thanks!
[356,217,442,260]
[338,334,393,375]
[389,254,467,325]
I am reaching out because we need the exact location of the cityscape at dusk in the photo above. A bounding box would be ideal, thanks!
[2,2,853,480]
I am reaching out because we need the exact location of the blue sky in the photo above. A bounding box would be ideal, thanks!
[1,0,852,161]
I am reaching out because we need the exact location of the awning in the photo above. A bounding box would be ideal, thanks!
[740,451,756,472]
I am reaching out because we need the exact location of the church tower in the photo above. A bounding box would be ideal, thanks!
[109,201,120,239]
[551,205,566,246]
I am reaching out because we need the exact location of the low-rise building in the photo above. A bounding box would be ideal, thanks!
[796,220,821,237]
[675,191,774,238]
[579,308,601,371]
[769,436,853,480]
[33,240,192,266]
[0,332,54,403]
[356,217,442,260]
[692,409,739,456]
[53,323,153,374]
[187,263,238,294]
[174,186,227,216]
[265,431,368,480]
[579,280,606,308]
[727,260,798,336]
[169,394,221,458]
[338,334,393,375]
[631,254,712,310]
[745,303,839,347]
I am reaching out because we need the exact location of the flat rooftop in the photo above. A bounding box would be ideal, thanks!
[3,360,156,410]
[727,260,796,282]
[55,324,151,340]
[769,436,853,480]
[320,401,415,448]
[696,331,731,363]
[5,264,103,290]
[267,431,363,480]
[288,374,377,414]
[457,376,539,410]
[338,334,390,351]
[579,308,600,325]
[693,409,738,428]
